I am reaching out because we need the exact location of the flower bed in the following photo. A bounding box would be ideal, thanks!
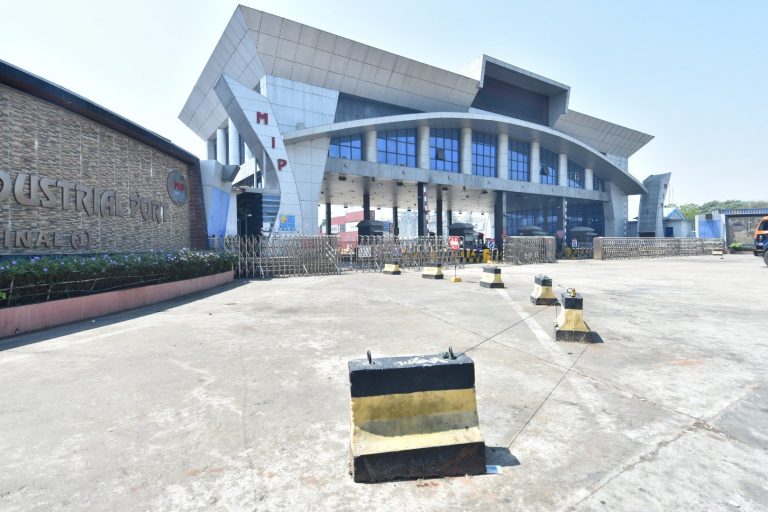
[0,249,237,308]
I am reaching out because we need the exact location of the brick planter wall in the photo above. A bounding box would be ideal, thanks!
[0,270,233,339]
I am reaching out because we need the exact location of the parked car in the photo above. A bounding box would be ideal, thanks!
[754,215,768,257]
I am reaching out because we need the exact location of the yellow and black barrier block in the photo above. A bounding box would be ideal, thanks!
[530,275,557,305]
[382,260,401,275]
[479,266,504,288]
[555,289,593,342]
[348,350,487,483]
[421,262,444,280]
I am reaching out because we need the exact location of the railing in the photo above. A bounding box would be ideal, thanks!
[502,236,557,265]
[211,235,341,278]
[353,236,462,272]
[593,237,723,260]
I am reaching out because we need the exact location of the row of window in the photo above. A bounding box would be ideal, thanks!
[327,132,608,190]
[507,202,605,237]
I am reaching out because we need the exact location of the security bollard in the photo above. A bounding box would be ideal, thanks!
[421,262,444,280]
[555,288,592,342]
[382,260,401,275]
[348,350,487,483]
[530,275,557,305]
[479,266,504,288]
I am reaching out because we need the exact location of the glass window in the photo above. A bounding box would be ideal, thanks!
[472,132,496,177]
[508,139,530,181]
[539,148,558,185]
[593,176,606,192]
[568,160,585,189]
[429,128,460,172]
[377,129,416,167]
[328,134,362,160]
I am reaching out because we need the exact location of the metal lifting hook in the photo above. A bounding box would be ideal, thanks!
[567,287,577,297]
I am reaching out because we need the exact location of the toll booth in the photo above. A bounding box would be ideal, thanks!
[518,225,545,236]
[569,226,597,245]
[357,220,385,238]
[448,223,475,246]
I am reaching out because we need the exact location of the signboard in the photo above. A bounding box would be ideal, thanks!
[279,215,296,231]
[166,170,188,205]
[449,236,461,251]
[486,239,495,250]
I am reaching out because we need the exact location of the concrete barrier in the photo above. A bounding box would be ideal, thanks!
[382,260,401,275]
[530,275,557,305]
[421,262,444,280]
[0,271,234,339]
[479,266,504,288]
[555,289,592,342]
[348,351,486,483]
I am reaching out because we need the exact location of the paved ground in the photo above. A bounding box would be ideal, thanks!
[1,255,767,511]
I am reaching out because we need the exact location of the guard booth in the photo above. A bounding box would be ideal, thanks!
[568,226,597,258]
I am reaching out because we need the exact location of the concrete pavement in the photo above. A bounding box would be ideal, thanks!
[1,255,766,511]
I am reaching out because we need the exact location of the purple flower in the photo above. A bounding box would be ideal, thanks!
[11,260,16,265]
[43,268,48,272]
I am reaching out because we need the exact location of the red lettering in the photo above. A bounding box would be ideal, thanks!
[174,182,185,192]
[271,136,276,149]
[256,112,269,125]
[277,159,287,171]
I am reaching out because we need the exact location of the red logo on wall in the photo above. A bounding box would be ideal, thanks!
[167,170,188,206]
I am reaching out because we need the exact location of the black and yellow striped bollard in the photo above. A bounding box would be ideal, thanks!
[479,266,504,288]
[421,262,444,280]
[530,275,557,305]
[555,288,593,342]
[348,350,487,483]
[382,260,401,275]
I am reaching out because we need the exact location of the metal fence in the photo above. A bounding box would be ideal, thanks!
[212,235,341,278]
[502,236,557,265]
[353,236,461,272]
[593,237,723,260]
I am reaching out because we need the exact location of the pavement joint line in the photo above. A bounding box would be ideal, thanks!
[506,343,591,449]
[237,339,260,505]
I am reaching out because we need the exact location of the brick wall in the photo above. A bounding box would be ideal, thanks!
[0,83,199,255]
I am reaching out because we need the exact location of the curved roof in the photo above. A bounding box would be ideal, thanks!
[284,112,647,195]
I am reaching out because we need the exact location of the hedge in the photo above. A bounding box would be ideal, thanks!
[0,249,237,308]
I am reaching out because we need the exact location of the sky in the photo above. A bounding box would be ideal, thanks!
[2,0,766,210]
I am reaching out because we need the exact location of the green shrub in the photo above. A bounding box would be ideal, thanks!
[0,249,237,308]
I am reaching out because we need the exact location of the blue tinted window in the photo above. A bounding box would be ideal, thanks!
[377,129,416,167]
[539,148,558,185]
[328,134,363,160]
[568,160,585,189]
[472,132,496,177]
[567,202,605,238]
[429,128,460,173]
[593,176,606,192]
[508,139,530,181]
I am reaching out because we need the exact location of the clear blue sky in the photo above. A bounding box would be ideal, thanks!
[2,0,766,207]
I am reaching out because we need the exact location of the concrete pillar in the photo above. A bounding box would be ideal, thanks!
[392,207,399,236]
[244,143,253,162]
[585,168,594,190]
[497,133,509,180]
[216,128,227,164]
[206,138,216,160]
[417,125,430,170]
[363,192,371,221]
[364,130,377,162]
[436,195,443,236]
[460,127,472,175]
[494,190,505,257]
[530,141,540,184]
[417,182,427,236]
[558,153,568,187]
[325,202,332,235]
[447,210,453,227]
[227,119,240,165]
